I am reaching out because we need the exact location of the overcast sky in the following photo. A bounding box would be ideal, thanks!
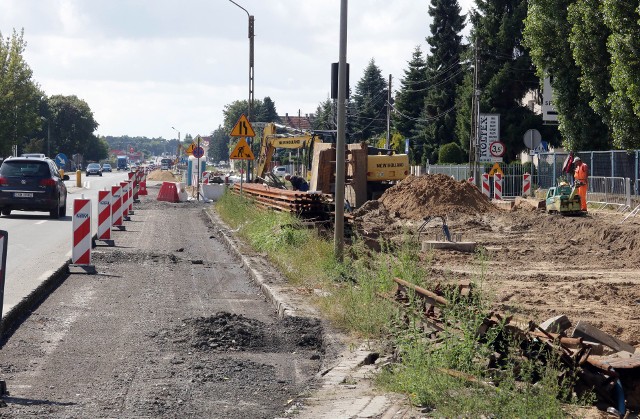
[2,0,475,142]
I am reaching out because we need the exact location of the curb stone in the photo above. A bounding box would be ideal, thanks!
[204,208,418,418]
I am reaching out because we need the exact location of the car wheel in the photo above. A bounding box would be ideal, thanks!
[99,173,102,177]
[1,208,10,216]
[59,200,67,217]
[50,198,60,219]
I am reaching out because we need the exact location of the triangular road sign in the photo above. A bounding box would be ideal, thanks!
[229,138,255,160]
[185,142,196,156]
[230,114,256,137]
[488,162,504,177]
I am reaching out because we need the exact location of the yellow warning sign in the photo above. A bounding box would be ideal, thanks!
[229,138,255,160]
[230,114,256,137]
[185,142,196,156]
[488,162,504,177]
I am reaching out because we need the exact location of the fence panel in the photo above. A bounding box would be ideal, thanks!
[587,176,630,210]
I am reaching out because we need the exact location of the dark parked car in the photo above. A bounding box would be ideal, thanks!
[86,162,102,176]
[0,156,69,218]
[102,163,112,172]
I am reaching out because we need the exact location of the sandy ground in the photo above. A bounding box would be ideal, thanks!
[353,174,640,347]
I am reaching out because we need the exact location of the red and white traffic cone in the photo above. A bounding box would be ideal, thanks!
[69,196,95,274]
[97,189,114,246]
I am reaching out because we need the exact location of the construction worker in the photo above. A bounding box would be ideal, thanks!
[285,174,309,191]
[573,156,589,211]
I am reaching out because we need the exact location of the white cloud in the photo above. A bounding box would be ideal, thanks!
[2,0,477,140]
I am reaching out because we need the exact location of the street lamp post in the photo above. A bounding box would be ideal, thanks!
[172,126,181,159]
[228,0,254,181]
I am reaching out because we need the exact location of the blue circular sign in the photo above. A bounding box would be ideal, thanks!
[192,146,205,159]
[55,153,68,168]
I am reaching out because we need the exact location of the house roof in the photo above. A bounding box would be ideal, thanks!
[278,113,315,131]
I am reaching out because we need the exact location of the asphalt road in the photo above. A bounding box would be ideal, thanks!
[0,189,322,418]
[1,171,132,318]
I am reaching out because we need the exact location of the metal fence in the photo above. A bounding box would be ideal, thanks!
[412,150,640,210]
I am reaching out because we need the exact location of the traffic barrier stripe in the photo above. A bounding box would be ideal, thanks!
[482,173,490,198]
[494,173,503,200]
[72,198,92,265]
[98,190,112,240]
[111,185,123,227]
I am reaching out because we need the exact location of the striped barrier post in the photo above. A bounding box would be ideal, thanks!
[133,170,141,202]
[0,230,7,323]
[70,197,95,274]
[482,173,490,198]
[120,181,130,220]
[127,180,134,214]
[493,173,503,200]
[523,172,531,196]
[97,189,114,245]
[111,185,124,230]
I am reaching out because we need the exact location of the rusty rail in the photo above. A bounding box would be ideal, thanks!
[230,183,331,218]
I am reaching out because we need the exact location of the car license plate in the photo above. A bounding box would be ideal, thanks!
[14,192,33,198]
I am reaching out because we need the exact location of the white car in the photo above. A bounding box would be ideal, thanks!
[272,166,287,177]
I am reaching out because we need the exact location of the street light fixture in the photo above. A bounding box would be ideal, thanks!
[228,0,254,181]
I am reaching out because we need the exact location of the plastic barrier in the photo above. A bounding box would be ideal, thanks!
[97,189,112,242]
[111,185,124,229]
[523,172,531,196]
[70,197,95,273]
[139,180,148,195]
[127,180,134,215]
[482,173,490,198]
[493,173,503,200]
[157,182,180,202]
[120,181,130,219]
[0,230,7,323]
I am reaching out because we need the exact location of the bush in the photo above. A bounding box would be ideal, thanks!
[438,142,464,163]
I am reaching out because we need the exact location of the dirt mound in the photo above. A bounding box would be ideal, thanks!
[146,169,178,181]
[161,312,324,353]
[377,174,497,220]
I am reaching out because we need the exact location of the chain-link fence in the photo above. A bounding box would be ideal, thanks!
[412,150,640,210]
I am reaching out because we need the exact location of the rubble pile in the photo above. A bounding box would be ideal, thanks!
[146,170,179,181]
[378,174,497,220]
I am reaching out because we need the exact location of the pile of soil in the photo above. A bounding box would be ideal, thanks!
[160,312,323,353]
[378,174,497,220]
[146,169,178,181]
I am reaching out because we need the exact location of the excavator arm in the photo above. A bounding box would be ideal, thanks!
[255,122,321,179]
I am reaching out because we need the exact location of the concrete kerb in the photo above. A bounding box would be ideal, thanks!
[0,259,71,340]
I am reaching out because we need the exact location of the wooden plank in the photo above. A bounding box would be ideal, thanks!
[573,320,636,354]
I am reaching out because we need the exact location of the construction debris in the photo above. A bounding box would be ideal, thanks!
[230,183,330,219]
[390,276,640,415]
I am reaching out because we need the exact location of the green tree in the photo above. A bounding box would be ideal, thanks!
[351,59,387,143]
[414,0,465,164]
[524,0,610,150]
[312,98,334,131]
[256,96,280,123]
[392,46,428,140]
[468,0,547,160]
[47,95,100,158]
[0,29,43,156]
[208,125,229,163]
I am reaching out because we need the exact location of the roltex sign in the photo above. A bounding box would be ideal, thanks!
[478,114,501,163]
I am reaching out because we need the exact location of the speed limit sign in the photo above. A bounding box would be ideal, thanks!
[490,141,505,157]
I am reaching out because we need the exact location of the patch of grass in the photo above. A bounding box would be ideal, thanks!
[215,193,588,417]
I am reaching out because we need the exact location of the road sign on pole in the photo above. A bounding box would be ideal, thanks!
[230,114,256,137]
[229,138,255,160]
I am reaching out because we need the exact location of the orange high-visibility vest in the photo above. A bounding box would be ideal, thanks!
[574,163,588,182]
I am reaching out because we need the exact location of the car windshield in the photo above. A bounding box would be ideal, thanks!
[1,161,50,177]
[103,164,111,167]
[88,163,100,169]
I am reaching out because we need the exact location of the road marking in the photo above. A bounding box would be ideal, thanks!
[35,220,47,225]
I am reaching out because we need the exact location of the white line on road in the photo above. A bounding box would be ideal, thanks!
[35,220,47,225]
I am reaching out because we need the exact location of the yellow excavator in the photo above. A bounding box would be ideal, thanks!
[254,122,322,180]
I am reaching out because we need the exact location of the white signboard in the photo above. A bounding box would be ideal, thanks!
[542,76,558,123]
[478,113,501,162]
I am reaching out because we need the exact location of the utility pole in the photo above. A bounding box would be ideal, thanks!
[470,37,480,186]
[334,0,348,262]
[386,74,392,149]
